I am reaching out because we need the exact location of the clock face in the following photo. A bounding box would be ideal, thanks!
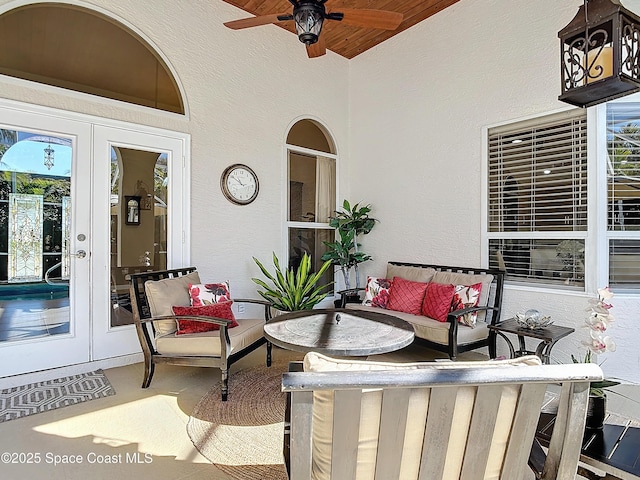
[221,164,259,205]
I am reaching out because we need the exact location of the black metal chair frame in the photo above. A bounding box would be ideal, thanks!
[339,261,505,359]
[129,267,272,400]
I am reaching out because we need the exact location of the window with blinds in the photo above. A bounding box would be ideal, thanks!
[487,110,587,287]
[607,103,640,288]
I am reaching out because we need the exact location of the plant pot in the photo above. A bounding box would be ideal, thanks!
[269,307,289,319]
[585,394,607,431]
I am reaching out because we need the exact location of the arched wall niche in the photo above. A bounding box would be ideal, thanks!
[0,2,185,114]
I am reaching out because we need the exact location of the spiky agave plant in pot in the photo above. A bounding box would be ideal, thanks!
[252,252,333,315]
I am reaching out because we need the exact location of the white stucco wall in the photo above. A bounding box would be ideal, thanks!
[0,0,638,384]
[0,1,349,309]
[348,0,639,383]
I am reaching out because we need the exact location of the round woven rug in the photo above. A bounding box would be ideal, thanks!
[187,354,303,480]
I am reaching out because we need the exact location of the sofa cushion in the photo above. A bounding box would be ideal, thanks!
[421,282,456,322]
[145,271,201,336]
[155,317,264,356]
[345,304,488,346]
[303,352,541,480]
[432,271,494,322]
[362,276,392,308]
[386,264,436,283]
[172,301,238,335]
[452,283,483,327]
[386,277,428,315]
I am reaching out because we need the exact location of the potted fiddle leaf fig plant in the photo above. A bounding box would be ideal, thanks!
[252,252,333,312]
[322,200,377,300]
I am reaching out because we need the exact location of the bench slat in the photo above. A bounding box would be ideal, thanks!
[375,388,411,480]
[331,390,362,479]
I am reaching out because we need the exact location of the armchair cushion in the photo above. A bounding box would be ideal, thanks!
[155,317,264,357]
[145,271,201,336]
[303,352,541,480]
[188,282,231,306]
[172,301,238,335]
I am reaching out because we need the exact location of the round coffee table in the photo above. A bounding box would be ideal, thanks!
[263,308,415,356]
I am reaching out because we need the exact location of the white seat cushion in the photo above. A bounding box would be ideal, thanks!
[144,271,201,336]
[155,317,265,356]
[345,304,489,345]
[386,264,436,283]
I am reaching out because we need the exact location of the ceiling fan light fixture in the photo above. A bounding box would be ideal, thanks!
[293,3,325,45]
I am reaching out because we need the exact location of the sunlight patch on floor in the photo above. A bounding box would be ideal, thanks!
[31,394,205,462]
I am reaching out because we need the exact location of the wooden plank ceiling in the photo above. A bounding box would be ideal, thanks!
[221,0,460,59]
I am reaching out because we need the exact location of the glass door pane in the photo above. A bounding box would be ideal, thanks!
[0,130,72,342]
[110,148,168,327]
[91,124,187,362]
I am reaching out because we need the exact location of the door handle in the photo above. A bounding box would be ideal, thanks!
[71,250,87,259]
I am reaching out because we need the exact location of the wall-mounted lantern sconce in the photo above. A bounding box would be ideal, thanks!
[135,180,153,210]
[559,0,640,108]
[125,196,141,225]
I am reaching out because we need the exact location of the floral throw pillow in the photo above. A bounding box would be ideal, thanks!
[451,283,483,327]
[387,277,429,315]
[189,282,231,306]
[362,277,392,309]
[172,301,238,335]
[421,282,456,322]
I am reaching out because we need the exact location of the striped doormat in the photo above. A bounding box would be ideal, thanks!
[0,369,115,423]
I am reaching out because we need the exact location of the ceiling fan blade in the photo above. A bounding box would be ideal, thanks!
[335,9,403,30]
[224,13,290,30]
[307,36,326,58]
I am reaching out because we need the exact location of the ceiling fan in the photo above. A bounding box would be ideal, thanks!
[224,0,403,58]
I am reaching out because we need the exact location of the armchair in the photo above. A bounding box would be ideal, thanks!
[129,267,272,400]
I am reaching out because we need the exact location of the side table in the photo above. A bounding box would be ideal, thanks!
[488,318,574,364]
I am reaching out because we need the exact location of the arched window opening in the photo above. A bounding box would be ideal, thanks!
[286,119,336,295]
[0,3,184,114]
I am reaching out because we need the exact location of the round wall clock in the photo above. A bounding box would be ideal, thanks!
[220,163,259,205]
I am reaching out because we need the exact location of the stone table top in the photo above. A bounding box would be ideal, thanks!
[263,308,415,356]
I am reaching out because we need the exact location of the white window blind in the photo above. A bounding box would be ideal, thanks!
[607,102,640,288]
[487,110,587,287]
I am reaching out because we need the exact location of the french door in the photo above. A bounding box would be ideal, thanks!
[91,125,189,360]
[0,101,189,377]
[0,105,92,376]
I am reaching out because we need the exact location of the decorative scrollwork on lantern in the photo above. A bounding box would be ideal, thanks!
[559,0,640,108]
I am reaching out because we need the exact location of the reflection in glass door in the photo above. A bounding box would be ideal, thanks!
[0,130,72,342]
[110,147,168,327]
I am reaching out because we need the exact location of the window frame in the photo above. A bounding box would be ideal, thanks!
[484,95,640,294]
[483,108,591,292]
[601,99,640,292]
[284,128,338,301]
